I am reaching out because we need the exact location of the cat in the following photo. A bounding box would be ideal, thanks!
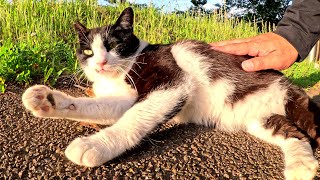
[22,7,320,179]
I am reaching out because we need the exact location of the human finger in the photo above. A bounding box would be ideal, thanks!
[241,55,288,72]
[210,37,252,47]
[211,42,255,55]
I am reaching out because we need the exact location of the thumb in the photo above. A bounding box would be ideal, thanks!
[241,56,272,72]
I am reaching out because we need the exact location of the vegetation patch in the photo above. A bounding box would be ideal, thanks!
[283,60,320,88]
[0,0,318,93]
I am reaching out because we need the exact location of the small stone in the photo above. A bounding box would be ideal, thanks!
[223,174,230,178]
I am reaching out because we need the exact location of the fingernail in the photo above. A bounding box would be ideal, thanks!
[210,45,217,49]
[242,61,254,71]
[211,45,221,50]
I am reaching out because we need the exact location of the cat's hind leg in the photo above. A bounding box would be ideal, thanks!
[22,85,135,125]
[286,86,320,147]
[64,85,189,167]
[247,115,318,180]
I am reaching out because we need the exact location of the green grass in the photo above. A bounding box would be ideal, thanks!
[0,0,102,91]
[283,60,320,88]
[0,0,319,93]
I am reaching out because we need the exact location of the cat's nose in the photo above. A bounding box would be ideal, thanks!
[97,60,107,67]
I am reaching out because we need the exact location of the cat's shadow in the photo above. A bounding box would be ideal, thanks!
[107,123,208,164]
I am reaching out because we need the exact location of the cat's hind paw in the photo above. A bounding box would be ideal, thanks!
[65,135,113,167]
[284,156,318,180]
[22,85,56,117]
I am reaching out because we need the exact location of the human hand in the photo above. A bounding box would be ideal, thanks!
[210,32,299,72]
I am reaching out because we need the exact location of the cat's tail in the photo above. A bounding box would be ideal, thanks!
[286,85,320,148]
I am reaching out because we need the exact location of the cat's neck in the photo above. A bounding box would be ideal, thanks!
[136,40,149,54]
[125,39,149,72]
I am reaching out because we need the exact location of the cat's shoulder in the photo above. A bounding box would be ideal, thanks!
[141,40,209,54]
[171,39,210,51]
[173,39,208,46]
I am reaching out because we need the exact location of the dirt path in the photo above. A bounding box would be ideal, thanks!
[1,84,320,179]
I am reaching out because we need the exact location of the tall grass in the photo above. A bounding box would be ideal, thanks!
[0,0,261,44]
[0,0,263,92]
[0,0,317,93]
[0,0,103,91]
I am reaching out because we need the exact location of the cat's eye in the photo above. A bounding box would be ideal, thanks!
[109,42,118,50]
[83,49,93,56]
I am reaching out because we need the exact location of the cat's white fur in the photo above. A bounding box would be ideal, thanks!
[22,36,318,179]
[171,42,288,130]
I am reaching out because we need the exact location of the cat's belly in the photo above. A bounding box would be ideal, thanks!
[177,78,288,132]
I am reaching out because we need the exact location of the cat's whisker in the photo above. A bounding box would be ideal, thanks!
[116,64,144,80]
[142,137,161,146]
[117,53,145,61]
[79,40,91,47]
[116,67,137,92]
[117,59,146,70]
[118,68,137,92]
[70,68,89,88]
[119,53,148,68]
[106,26,111,37]
[78,29,90,44]
[118,52,146,61]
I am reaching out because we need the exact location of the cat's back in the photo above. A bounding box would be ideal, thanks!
[135,39,285,88]
[170,40,284,84]
[130,40,287,102]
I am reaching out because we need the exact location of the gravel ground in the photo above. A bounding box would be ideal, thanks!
[1,83,320,179]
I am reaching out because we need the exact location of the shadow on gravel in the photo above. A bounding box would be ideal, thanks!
[1,83,319,179]
[111,123,207,163]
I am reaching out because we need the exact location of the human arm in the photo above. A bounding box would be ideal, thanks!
[274,0,320,61]
[210,0,320,72]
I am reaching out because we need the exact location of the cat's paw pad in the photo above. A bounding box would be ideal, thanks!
[22,85,56,117]
[284,157,318,180]
[65,136,111,167]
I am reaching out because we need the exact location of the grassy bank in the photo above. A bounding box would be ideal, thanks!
[0,0,318,93]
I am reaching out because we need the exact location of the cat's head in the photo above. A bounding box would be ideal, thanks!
[74,7,143,81]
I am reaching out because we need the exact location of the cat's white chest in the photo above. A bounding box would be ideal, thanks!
[92,78,137,98]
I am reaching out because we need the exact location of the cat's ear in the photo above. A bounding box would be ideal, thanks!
[74,21,88,37]
[115,7,134,29]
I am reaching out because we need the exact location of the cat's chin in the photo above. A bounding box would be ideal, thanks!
[84,68,119,82]
[97,71,118,78]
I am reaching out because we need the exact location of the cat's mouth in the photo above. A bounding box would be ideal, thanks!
[95,64,121,76]
[96,68,113,74]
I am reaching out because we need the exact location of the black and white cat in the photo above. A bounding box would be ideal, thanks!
[22,7,320,179]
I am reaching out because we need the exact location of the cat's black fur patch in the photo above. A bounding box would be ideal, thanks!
[261,82,320,149]
[283,86,320,147]
[126,44,184,102]
[164,96,188,121]
[47,93,55,107]
[264,114,310,141]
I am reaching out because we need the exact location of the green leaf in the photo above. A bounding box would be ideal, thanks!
[0,77,5,93]
[44,67,54,83]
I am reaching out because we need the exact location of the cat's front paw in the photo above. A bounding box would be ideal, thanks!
[284,156,318,180]
[22,85,56,117]
[65,135,114,167]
